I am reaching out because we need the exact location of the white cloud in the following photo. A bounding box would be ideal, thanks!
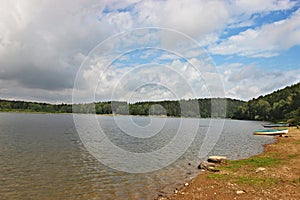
[210,8,300,57]
[0,0,299,102]
[232,0,296,14]
[0,0,111,101]
[220,63,300,100]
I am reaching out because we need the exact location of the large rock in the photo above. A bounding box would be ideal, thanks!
[207,156,227,163]
[198,161,219,172]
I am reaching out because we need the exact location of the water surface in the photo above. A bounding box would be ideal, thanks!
[0,113,274,199]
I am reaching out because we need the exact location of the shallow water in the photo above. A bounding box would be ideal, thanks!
[0,113,274,199]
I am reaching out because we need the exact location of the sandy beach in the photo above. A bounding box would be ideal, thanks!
[160,127,300,200]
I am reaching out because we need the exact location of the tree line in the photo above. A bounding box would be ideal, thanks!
[1,82,299,124]
[233,82,300,125]
[0,98,243,118]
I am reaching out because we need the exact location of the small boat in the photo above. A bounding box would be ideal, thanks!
[263,123,289,128]
[253,129,288,135]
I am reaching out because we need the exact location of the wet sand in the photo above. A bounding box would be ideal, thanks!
[161,127,300,200]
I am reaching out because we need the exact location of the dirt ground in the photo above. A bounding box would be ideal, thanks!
[160,127,300,200]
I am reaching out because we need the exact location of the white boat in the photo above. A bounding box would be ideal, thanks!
[253,129,288,135]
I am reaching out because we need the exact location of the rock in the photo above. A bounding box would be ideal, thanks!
[236,190,245,194]
[198,161,217,171]
[207,156,227,163]
[208,166,220,172]
[157,197,167,200]
[255,167,266,173]
[184,182,189,186]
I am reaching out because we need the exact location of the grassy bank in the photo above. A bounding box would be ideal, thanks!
[166,127,300,200]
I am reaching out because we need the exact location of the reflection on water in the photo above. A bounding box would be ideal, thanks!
[0,113,274,199]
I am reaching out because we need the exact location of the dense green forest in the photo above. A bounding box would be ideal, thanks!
[0,98,243,118]
[1,82,299,124]
[233,82,300,124]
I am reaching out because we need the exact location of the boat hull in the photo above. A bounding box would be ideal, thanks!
[253,129,288,135]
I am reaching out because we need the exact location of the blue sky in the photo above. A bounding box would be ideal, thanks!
[0,0,300,103]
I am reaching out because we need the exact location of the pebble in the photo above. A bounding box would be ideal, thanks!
[236,190,245,194]
[255,167,266,173]
[184,182,189,186]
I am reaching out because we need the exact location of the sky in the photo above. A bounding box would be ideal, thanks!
[0,0,300,103]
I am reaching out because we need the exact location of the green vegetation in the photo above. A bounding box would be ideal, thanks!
[209,156,282,187]
[1,82,299,122]
[207,173,229,180]
[0,98,244,118]
[233,82,300,125]
[207,173,278,187]
[0,100,72,113]
[219,156,281,171]
[236,176,278,186]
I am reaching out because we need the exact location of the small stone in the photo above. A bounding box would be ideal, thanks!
[255,167,266,173]
[184,182,189,186]
[174,189,178,194]
[236,190,245,194]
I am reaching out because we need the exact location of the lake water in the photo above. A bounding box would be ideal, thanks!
[0,113,274,199]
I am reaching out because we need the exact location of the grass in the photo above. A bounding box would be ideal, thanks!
[236,176,278,186]
[208,156,283,187]
[207,173,229,180]
[208,173,279,187]
[206,127,300,195]
[286,154,299,159]
[218,156,281,171]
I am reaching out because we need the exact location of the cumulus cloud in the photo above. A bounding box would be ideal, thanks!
[0,0,299,102]
[220,63,300,100]
[210,8,300,57]
[0,0,111,101]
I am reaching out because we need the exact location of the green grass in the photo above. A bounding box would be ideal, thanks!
[236,176,278,186]
[219,156,281,171]
[287,154,299,159]
[208,173,279,187]
[207,173,229,180]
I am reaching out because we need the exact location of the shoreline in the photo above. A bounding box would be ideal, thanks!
[160,127,300,200]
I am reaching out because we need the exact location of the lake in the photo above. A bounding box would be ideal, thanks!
[0,113,274,199]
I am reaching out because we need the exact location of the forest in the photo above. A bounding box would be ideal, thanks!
[0,98,243,118]
[0,82,299,124]
[233,82,300,124]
